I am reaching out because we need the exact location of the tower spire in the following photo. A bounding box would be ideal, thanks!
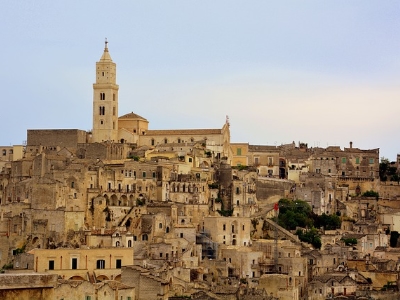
[105,38,108,52]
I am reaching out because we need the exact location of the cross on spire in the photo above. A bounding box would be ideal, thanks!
[105,38,108,51]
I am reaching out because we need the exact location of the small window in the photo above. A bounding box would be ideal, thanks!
[159,223,163,229]
[369,158,374,164]
[151,139,155,146]
[342,157,346,163]
[237,148,242,155]
[96,259,105,269]
[48,260,54,270]
[100,92,105,100]
[164,138,168,144]
[71,182,74,188]
[356,157,360,164]
[152,172,156,178]
[71,258,78,269]
[116,259,122,269]
[180,233,183,238]
[142,172,146,178]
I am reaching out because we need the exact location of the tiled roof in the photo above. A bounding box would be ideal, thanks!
[119,112,148,121]
[146,129,222,135]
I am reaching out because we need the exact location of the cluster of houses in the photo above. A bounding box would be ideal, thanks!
[1,43,400,300]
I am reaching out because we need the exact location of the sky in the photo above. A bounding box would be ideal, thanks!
[1,1,400,160]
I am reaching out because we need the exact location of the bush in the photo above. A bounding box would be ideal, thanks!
[362,190,379,199]
[342,237,357,246]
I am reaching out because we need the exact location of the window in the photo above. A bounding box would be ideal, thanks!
[96,259,105,269]
[178,138,181,143]
[356,157,360,164]
[159,223,163,229]
[113,107,116,116]
[116,259,122,269]
[188,158,192,162]
[254,157,259,165]
[268,157,273,165]
[151,139,155,146]
[341,157,346,163]
[328,168,331,173]
[152,172,156,178]
[71,258,78,269]
[100,92,105,100]
[113,93,115,101]
[369,158,374,164]
[128,240,132,247]
[142,172,146,178]
[86,296,91,300]
[223,224,226,231]
[2,150,6,156]
[237,148,242,155]
[48,260,54,270]
[99,106,105,115]
[180,233,183,238]
[71,182,74,188]
[164,138,168,144]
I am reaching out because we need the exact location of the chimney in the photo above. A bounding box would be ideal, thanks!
[350,141,353,149]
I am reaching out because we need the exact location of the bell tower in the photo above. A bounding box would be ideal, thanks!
[92,39,119,143]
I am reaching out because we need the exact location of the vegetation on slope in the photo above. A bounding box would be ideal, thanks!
[275,199,341,249]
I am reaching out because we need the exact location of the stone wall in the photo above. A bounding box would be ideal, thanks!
[27,129,87,147]
[256,178,292,201]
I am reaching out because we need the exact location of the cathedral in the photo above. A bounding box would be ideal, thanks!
[26,41,232,162]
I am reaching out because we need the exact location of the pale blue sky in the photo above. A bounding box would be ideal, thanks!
[1,1,399,160]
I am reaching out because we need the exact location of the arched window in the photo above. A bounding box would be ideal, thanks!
[100,92,105,100]
[151,139,155,146]
[142,234,148,241]
[164,138,168,144]
[128,240,132,247]
[159,223,162,229]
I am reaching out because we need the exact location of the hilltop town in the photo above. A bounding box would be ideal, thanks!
[1,43,400,300]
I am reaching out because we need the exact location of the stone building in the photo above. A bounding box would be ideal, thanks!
[30,247,134,282]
